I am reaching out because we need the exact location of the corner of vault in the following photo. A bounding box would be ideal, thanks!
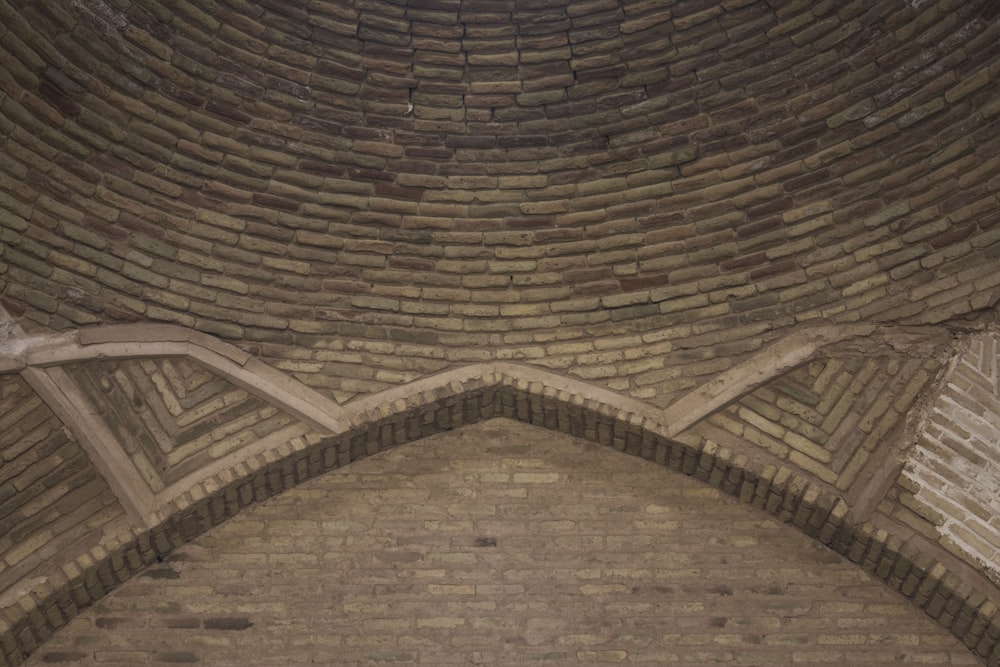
[883,330,1000,588]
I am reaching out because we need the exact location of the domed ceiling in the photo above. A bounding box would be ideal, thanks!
[0,0,999,664]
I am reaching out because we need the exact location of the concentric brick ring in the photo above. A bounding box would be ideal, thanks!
[2,1,996,381]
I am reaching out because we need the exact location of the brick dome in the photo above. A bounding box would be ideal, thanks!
[1,0,999,664]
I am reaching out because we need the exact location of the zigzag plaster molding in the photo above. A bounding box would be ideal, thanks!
[0,324,348,432]
[0,320,953,530]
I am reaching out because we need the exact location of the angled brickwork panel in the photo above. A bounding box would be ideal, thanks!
[65,357,310,490]
[680,356,943,492]
[0,375,127,616]
[896,333,1000,586]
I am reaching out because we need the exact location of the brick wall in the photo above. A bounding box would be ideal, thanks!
[23,419,981,666]
[0,0,999,664]
[0,375,127,611]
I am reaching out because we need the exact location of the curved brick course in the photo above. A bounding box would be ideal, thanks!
[3,348,1000,665]
[0,0,999,664]
[1,1,997,401]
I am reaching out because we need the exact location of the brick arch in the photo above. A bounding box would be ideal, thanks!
[0,320,941,526]
[2,327,999,665]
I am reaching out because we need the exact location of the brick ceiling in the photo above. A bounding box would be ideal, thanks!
[0,0,999,665]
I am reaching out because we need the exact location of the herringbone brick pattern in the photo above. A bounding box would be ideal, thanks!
[682,355,942,488]
[67,358,301,489]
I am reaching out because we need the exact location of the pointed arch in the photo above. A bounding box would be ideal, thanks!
[1,323,998,666]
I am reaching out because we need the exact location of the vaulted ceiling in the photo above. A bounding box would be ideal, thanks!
[1,0,999,664]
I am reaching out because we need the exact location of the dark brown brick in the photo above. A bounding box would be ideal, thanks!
[203,617,252,631]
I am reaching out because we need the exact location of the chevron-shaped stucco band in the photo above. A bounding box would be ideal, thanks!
[0,321,955,528]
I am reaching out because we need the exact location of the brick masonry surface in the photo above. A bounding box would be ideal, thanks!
[66,357,306,490]
[0,0,999,664]
[899,333,1000,585]
[0,0,998,405]
[23,419,981,666]
[0,374,127,606]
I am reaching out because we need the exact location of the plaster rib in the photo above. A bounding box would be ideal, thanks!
[20,366,156,528]
[0,322,953,532]
[7,326,347,434]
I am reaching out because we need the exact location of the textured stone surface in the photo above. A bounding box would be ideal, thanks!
[23,419,981,666]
